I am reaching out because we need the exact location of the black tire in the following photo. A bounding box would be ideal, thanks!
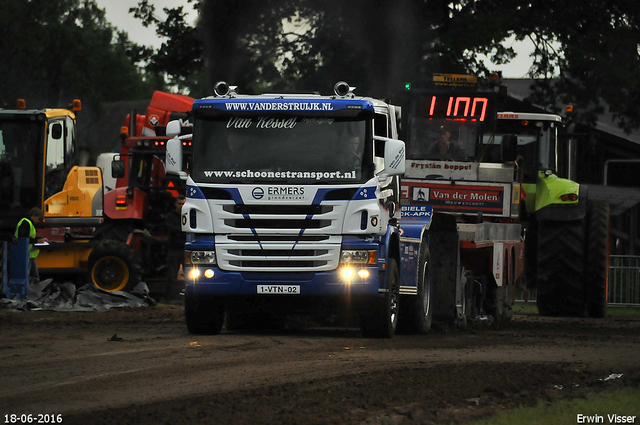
[399,244,433,334]
[585,200,610,318]
[535,218,586,316]
[87,239,143,292]
[360,259,400,338]
[96,220,135,243]
[185,296,225,335]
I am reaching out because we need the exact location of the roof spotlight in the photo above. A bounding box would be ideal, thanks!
[334,81,354,97]
[214,81,230,97]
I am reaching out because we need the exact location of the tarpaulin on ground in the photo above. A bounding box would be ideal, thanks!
[0,279,156,312]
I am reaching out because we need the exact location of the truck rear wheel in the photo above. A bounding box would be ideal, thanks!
[185,296,225,335]
[399,245,433,334]
[88,240,143,292]
[586,200,610,318]
[535,218,586,316]
[360,259,399,338]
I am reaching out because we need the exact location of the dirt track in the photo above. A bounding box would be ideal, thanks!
[1,305,639,425]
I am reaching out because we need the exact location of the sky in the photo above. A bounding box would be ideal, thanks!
[96,0,534,78]
[95,0,198,49]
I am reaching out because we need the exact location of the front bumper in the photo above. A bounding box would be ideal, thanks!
[184,266,382,297]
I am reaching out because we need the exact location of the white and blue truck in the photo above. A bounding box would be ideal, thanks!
[166,77,526,338]
[166,82,409,337]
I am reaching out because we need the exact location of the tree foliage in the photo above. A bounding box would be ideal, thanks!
[8,0,633,131]
[130,0,207,96]
[163,0,638,130]
[0,0,157,109]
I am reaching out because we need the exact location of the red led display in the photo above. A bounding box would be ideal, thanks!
[419,94,491,122]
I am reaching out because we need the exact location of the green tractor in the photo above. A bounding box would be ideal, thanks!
[486,112,610,317]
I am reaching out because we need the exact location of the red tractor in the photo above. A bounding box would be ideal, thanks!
[91,92,193,298]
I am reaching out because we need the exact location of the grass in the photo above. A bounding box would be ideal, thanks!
[465,385,640,425]
[512,302,640,317]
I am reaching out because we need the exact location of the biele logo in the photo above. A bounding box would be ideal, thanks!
[252,187,264,199]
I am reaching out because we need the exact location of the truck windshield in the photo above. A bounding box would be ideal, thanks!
[191,116,370,184]
[0,119,43,212]
[407,117,480,162]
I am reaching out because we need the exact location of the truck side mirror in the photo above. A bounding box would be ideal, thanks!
[381,137,406,177]
[166,137,187,180]
[111,160,125,179]
[166,120,181,137]
[501,134,518,162]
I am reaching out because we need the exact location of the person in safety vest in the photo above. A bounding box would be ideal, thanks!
[14,207,47,281]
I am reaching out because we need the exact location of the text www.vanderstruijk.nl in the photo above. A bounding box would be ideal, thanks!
[203,169,356,181]
[224,102,334,111]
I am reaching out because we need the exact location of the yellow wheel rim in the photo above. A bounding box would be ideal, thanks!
[91,256,130,292]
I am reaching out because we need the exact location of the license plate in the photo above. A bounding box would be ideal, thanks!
[257,285,301,295]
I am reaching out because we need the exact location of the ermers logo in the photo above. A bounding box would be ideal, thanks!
[268,187,304,196]
[252,187,264,199]
[258,186,306,200]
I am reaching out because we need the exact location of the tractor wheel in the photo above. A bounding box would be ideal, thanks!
[88,240,143,292]
[185,296,225,335]
[536,217,587,316]
[585,200,610,318]
[360,259,400,338]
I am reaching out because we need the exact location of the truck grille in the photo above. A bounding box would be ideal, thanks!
[223,205,332,215]
[224,218,331,229]
[215,235,342,272]
[212,202,348,271]
[213,202,346,236]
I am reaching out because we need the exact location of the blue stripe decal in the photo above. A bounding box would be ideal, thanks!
[228,188,244,205]
[311,188,334,205]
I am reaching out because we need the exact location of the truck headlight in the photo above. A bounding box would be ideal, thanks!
[340,250,377,265]
[189,250,217,265]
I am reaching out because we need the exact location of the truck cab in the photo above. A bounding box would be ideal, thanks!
[167,82,406,337]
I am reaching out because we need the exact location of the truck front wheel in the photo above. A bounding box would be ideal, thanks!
[360,259,400,338]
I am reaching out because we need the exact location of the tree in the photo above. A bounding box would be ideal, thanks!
[196,0,301,94]
[0,0,157,108]
[133,0,640,131]
[130,0,208,96]
[520,0,640,131]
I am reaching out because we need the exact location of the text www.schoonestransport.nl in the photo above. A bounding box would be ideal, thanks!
[203,170,357,180]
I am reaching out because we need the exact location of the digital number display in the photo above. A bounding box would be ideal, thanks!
[417,91,496,123]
